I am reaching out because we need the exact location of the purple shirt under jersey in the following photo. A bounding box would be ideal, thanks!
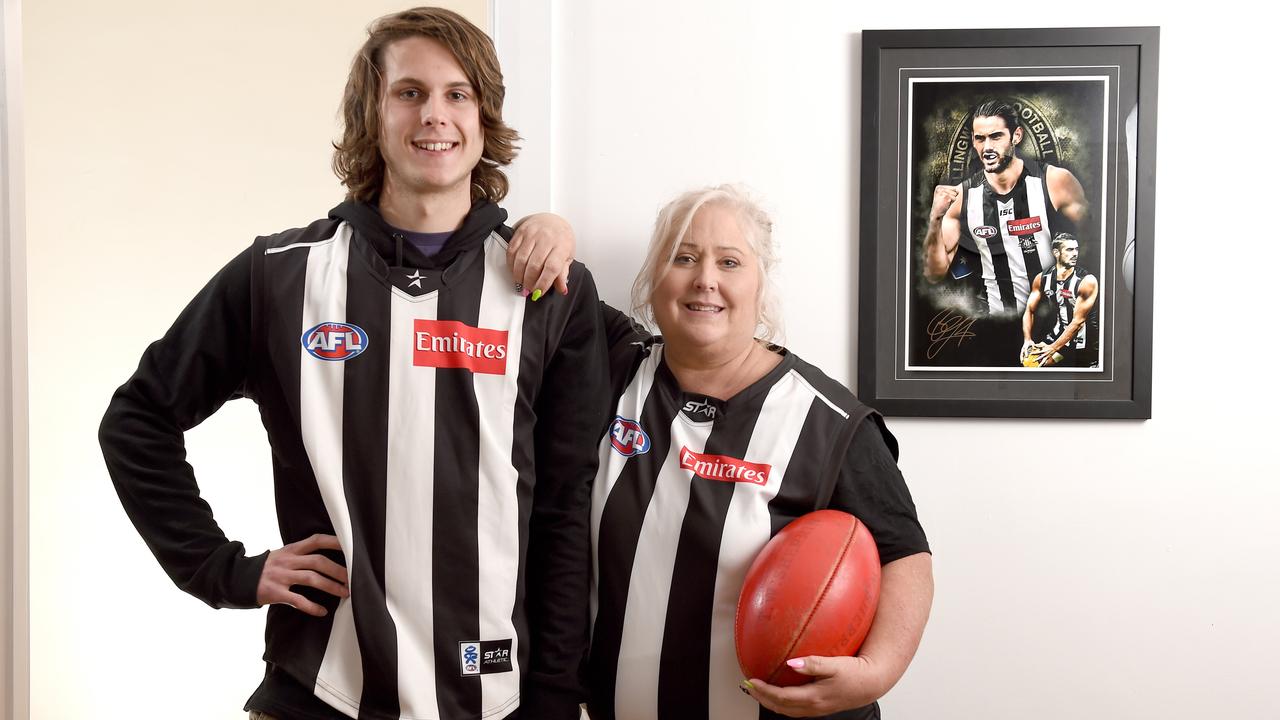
[392,228,452,257]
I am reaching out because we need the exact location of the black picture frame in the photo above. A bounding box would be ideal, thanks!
[857,27,1158,418]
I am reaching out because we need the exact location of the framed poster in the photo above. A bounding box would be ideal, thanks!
[858,27,1157,418]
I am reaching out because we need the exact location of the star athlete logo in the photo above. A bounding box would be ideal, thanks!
[406,270,425,289]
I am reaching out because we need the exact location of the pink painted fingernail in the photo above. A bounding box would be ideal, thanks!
[521,287,530,298]
[786,658,805,668]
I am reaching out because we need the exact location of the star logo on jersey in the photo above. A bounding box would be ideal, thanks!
[680,397,720,423]
[406,270,425,289]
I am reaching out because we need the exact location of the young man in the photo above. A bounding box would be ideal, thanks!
[923,99,1090,315]
[99,8,605,720]
[1020,232,1100,368]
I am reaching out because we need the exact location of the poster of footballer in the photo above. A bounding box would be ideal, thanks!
[857,28,1157,418]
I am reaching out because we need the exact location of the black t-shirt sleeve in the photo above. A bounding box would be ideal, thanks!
[98,246,267,609]
[827,415,930,565]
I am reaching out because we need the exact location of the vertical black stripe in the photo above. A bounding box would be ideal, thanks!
[1043,272,1054,338]
[341,245,400,719]
[587,365,681,720]
[982,190,1016,312]
[656,390,769,718]
[765,399,831,538]
[1014,180,1044,281]
[1051,272,1065,338]
[1064,272,1075,343]
[957,179,974,249]
[432,258,485,719]
[257,239,341,685]
[511,279,544,692]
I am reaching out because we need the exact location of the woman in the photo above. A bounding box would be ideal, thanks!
[578,185,933,720]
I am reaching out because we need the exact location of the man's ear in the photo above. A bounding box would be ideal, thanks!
[1012,126,1024,146]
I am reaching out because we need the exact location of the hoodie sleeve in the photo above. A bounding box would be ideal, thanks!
[600,300,644,350]
[520,263,611,718]
[98,246,268,609]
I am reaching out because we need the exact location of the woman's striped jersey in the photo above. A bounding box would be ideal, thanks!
[100,201,608,720]
[588,335,930,720]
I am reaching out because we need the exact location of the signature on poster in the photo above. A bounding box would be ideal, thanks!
[925,309,977,359]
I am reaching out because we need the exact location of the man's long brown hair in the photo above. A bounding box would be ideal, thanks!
[332,7,520,203]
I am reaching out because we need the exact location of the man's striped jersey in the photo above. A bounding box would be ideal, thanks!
[1038,266,1099,355]
[100,201,607,720]
[588,337,929,720]
[955,159,1069,315]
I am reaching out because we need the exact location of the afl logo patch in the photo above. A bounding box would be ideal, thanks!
[609,416,650,457]
[972,225,998,239]
[302,322,368,361]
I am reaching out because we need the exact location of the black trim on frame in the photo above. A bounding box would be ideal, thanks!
[857,26,1158,419]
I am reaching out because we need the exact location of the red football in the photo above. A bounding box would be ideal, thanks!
[735,509,881,686]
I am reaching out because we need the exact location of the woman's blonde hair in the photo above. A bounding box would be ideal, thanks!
[630,184,782,344]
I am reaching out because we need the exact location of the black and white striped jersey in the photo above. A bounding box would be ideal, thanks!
[100,200,608,720]
[956,159,1069,315]
[1039,266,1099,355]
[587,336,929,720]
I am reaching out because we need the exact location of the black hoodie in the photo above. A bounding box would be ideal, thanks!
[101,200,607,720]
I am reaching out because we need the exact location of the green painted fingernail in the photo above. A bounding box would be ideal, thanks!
[740,679,754,691]
[531,289,543,302]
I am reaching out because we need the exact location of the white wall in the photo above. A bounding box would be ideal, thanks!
[22,2,488,717]
[21,1,1280,720]
[536,2,1280,719]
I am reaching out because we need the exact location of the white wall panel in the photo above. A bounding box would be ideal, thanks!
[529,2,1280,718]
